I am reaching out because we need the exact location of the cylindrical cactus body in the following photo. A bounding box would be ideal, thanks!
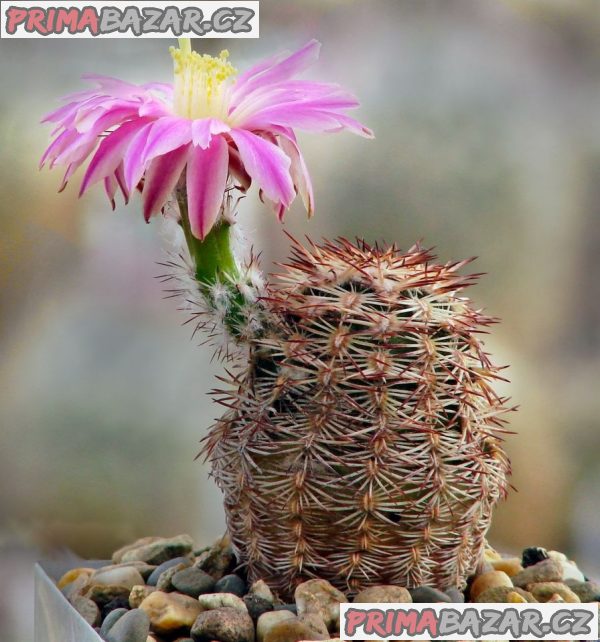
[204,238,511,598]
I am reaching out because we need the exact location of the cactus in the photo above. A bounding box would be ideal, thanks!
[204,237,512,598]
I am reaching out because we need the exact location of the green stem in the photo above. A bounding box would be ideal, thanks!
[177,189,246,336]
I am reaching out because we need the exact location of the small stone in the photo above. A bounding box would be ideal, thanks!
[171,567,216,597]
[521,547,549,568]
[470,571,513,600]
[256,611,296,642]
[198,592,248,613]
[298,612,329,637]
[105,608,151,642]
[491,557,523,577]
[194,535,235,580]
[475,586,536,603]
[139,590,202,635]
[560,561,586,583]
[248,580,275,604]
[62,573,90,601]
[215,574,247,597]
[85,584,131,608]
[527,582,581,603]
[148,557,192,586]
[72,595,101,627]
[547,550,567,563]
[156,563,189,591]
[506,591,527,603]
[130,585,157,609]
[115,535,194,566]
[295,579,346,632]
[191,607,255,642]
[564,580,600,602]
[91,566,145,590]
[409,586,452,603]
[273,604,297,614]
[546,593,565,602]
[244,595,273,621]
[512,559,563,588]
[57,567,95,590]
[443,587,465,603]
[261,616,328,642]
[101,597,131,620]
[100,608,128,637]
[483,546,502,562]
[354,585,412,603]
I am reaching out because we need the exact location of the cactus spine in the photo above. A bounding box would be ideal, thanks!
[203,237,511,598]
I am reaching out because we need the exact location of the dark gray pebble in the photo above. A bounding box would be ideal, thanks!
[522,547,549,568]
[100,608,128,638]
[104,608,150,642]
[215,574,247,597]
[243,594,273,620]
[409,586,452,603]
[100,596,130,619]
[171,566,216,598]
[273,603,297,614]
[147,556,191,586]
[443,587,465,603]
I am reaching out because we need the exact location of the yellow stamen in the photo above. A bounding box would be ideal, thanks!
[170,39,237,121]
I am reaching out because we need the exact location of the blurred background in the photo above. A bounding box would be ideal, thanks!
[1,0,599,639]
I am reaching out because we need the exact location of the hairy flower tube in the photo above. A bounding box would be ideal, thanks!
[41,39,371,239]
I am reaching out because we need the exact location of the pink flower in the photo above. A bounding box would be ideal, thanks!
[41,39,372,240]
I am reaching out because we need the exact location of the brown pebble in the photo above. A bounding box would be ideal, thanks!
[71,595,100,627]
[507,591,527,603]
[512,559,563,588]
[130,585,157,608]
[57,567,94,590]
[470,571,513,600]
[527,582,581,603]
[354,586,412,603]
[139,590,202,634]
[475,586,536,603]
[491,557,523,577]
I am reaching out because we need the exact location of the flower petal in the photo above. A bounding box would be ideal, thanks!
[229,129,295,208]
[80,118,151,196]
[142,144,189,222]
[191,118,230,149]
[186,136,229,240]
[142,117,193,164]
[123,122,154,191]
[278,135,314,217]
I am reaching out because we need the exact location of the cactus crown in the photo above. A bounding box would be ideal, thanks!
[205,237,512,597]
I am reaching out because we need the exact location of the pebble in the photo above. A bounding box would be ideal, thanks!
[443,587,465,603]
[215,573,247,597]
[354,585,412,603]
[564,579,600,602]
[256,611,296,642]
[273,604,297,614]
[244,595,274,621]
[100,608,128,637]
[114,534,194,566]
[104,608,151,642]
[248,580,275,604]
[475,586,535,603]
[298,612,329,637]
[71,595,101,627]
[512,559,563,588]
[195,535,235,580]
[57,567,95,590]
[100,597,131,619]
[527,582,581,603]
[129,585,157,609]
[261,616,328,642]
[470,571,513,600]
[148,557,192,586]
[521,547,549,568]
[171,566,216,597]
[491,557,523,577]
[62,573,90,601]
[506,591,528,603]
[86,584,131,607]
[198,592,248,613]
[560,561,586,582]
[294,579,346,632]
[409,586,452,603]
[139,590,203,635]
[91,565,145,590]
[191,607,255,642]
[156,563,189,591]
